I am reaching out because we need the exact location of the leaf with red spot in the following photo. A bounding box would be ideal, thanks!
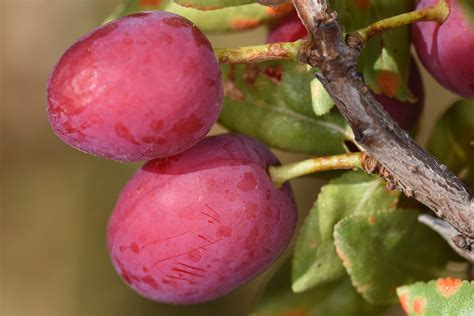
[106,0,292,33]
[219,61,351,156]
[427,100,474,188]
[333,209,460,305]
[331,0,415,102]
[174,0,254,10]
[292,171,400,293]
[255,260,384,316]
[397,279,474,315]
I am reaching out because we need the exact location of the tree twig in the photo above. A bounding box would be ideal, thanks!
[292,0,474,256]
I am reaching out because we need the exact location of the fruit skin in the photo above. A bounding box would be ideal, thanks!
[47,11,223,162]
[266,11,308,43]
[267,15,423,131]
[373,59,425,131]
[412,0,474,97]
[107,134,297,304]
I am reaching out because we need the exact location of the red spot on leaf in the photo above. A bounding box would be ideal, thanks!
[436,277,462,298]
[399,293,410,313]
[263,65,283,83]
[376,71,401,98]
[139,0,160,7]
[335,244,350,268]
[413,297,426,315]
[230,19,260,30]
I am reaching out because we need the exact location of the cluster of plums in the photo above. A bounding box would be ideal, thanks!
[46,0,472,305]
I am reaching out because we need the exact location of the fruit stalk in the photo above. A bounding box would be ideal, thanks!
[292,0,474,255]
[214,40,306,64]
[269,152,363,187]
[356,0,450,41]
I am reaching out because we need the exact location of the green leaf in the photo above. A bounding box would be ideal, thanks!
[310,75,335,116]
[427,99,474,188]
[106,0,292,32]
[219,61,351,155]
[255,260,384,316]
[397,279,474,316]
[332,0,415,101]
[174,0,254,10]
[292,171,399,293]
[334,209,458,305]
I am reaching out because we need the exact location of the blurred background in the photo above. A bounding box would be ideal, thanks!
[1,1,458,315]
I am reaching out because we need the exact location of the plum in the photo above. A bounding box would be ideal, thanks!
[413,0,474,97]
[107,134,297,304]
[47,11,223,162]
[266,11,308,43]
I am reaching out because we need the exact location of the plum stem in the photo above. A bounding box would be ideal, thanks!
[356,0,450,42]
[214,40,308,64]
[269,152,363,187]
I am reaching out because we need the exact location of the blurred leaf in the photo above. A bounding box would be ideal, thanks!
[255,260,384,316]
[460,0,474,23]
[292,171,399,292]
[174,0,253,10]
[106,0,292,32]
[219,61,351,155]
[427,99,474,188]
[397,279,474,316]
[334,209,458,305]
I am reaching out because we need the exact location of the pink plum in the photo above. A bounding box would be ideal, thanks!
[47,11,223,161]
[107,134,297,304]
[413,0,474,97]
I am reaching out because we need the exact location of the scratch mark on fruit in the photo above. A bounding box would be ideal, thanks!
[201,204,222,224]
[177,262,206,272]
[166,275,199,284]
[172,268,205,278]
[197,234,212,243]
[140,226,209,251]
[151,250,197,268]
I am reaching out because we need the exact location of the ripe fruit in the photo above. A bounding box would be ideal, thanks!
[266,15,423,131]
[373,60,424,131]
[47,12,223,162]
[107,134,297,304]
[266,11,308,43]
[412,0,474,97]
